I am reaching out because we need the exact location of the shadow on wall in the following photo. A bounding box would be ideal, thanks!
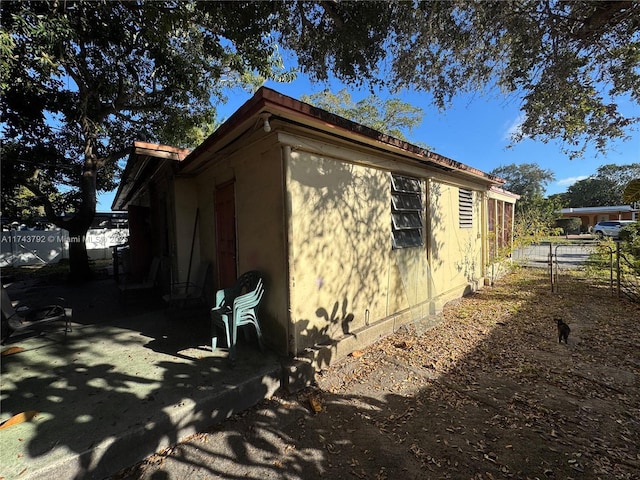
[391,180,446,318]
[297,298,356,341]
[288,154,482,361]
[289,153,388,357]
[428,181,483,297]
[455,191,484,285]
[427,181,449,274]
[317,300,355,336]
[456,236,481,285]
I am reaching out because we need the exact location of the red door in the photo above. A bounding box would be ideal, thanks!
[215,182,237,287]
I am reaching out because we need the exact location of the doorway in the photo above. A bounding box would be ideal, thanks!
[215,182,237,287]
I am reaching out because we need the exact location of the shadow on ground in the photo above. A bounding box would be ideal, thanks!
[114,269,640,480]
[1,278,280,480]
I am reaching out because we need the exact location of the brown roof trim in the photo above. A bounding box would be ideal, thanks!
[262,89,501,183]
[181,87,502,185]
[132,141,191,161]
[112,142,192,210]
[180,90,272,169]
[490,185,520,200]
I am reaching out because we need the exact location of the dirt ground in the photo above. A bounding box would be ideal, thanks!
[114,268,640,480]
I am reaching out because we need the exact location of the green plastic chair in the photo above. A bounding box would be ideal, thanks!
[211,271,265,363]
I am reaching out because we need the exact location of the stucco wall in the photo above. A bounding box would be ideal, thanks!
[286,149,486,356]
[194,139,290,355]
[287,152,391,354]
[427,181,484,309]
[287,150,450,356]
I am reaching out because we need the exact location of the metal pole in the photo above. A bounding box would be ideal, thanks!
[616,242,621,298]
[185,208,199,295]
[549,242,554,292]
[609,247,614,295]
[553,245,560,293]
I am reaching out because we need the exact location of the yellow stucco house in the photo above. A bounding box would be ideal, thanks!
[113,87,516,369]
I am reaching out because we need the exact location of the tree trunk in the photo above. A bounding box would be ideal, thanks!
[67,224,93,282]
[66,158,98,282]
[59,156,98,283]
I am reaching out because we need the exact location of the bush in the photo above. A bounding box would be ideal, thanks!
[619,222,640,258]
[555,217,582,235]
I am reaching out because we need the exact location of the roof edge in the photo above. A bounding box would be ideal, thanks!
[182,87,504,185]
[132,141,191,161]
[111,142,191,210]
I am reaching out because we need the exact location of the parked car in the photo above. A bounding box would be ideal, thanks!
[593,220,635,238]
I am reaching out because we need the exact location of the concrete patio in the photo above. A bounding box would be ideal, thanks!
[0,277,281,480]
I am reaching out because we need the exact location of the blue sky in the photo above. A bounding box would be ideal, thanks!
[98,72,640,211]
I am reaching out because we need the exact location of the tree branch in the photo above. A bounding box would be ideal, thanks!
[23,180,65,229]
[95,147,130,170]
[320,1,344,29]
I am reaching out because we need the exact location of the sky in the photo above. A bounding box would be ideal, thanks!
[98,71,640,212]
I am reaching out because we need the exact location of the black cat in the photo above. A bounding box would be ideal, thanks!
[556,318,570,344]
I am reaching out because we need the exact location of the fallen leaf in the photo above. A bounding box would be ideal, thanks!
[308,396,322,413]
[0,411,39,430]
[1,346,25,357]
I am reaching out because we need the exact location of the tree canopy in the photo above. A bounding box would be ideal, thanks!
[565,177,620,208]
[300,89,423,141]
[565,163,640,207]
[490,163,555,208]
[0,1,293,278]
[277,1,640,159]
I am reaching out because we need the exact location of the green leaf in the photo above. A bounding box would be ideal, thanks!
[623,179,640,203]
